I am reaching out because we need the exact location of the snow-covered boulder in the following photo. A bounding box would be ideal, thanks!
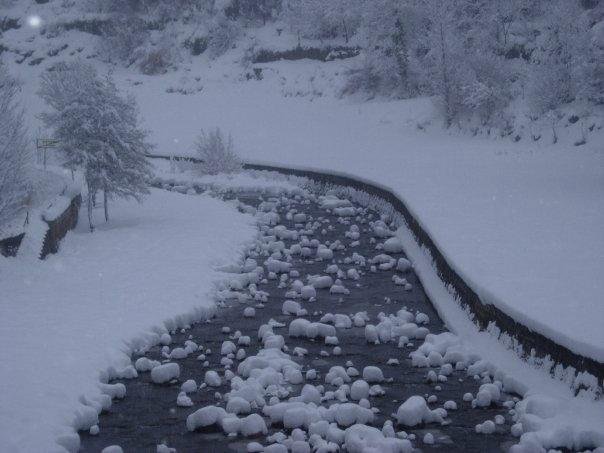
[204,370,222,387]
[150,363,180,384]
[383,237,404,254]
[395,396,443,427]
[186,405,227,431]
[362,366,384,383]
[344,424,413,453]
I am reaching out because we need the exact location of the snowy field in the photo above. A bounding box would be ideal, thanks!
[0,188,256,452]
[122,60,604,365]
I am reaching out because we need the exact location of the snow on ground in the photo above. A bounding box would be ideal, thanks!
[150,159,306,195]
[0,188,256,452]
[120,59,604,364]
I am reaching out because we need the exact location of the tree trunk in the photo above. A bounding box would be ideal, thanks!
[104,189,109,222]
[87,188,94,232]
[393,19,408,96]
[342,19,349,44]
[440,23,452,128]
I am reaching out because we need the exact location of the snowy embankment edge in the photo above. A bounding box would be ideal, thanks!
[237,158,604,382]
[56,301,220,453]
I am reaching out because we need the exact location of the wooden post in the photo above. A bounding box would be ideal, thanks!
[103,189,109,222]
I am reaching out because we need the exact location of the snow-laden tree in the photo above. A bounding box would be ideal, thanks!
[207,12,242,58]
[39,61,153,231]
[349,0,423,97]
[0,64,31,233]
[527,1,578,114]
[415,0,466,127]
[283,0,362,42]
[195,128,242,175]
[225,0,282,24]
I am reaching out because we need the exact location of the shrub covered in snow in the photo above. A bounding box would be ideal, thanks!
[208,13,241,58]
[194,128,242,176]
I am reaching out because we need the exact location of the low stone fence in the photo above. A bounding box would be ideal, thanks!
[0,193,81,259]
[40,194,81,259]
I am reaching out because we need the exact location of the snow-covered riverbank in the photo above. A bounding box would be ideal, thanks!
[0,188,256,452]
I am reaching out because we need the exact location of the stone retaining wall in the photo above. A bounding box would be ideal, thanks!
[40,194,81,259]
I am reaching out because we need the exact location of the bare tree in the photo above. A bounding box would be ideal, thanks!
[0,64,31,233]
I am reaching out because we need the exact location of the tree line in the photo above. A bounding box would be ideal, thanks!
[87,0,603,130]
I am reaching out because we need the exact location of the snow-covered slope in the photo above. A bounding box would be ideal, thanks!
[0,189,256,452]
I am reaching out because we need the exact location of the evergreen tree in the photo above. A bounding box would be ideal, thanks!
[39,61,153,231]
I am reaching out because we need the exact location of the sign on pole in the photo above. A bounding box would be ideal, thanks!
[36,138,60,169]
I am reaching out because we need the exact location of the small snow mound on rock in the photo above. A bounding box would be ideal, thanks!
[383,237,405,253]
[344,424,413,453]
[395,396,443,427]
[150,363,180,384]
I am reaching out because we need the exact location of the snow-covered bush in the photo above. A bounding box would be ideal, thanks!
[0,65,31,232]
[342,0,422,98]
[184,36,209,56]
[225,0,282,25]
[526,1,592,115]
[39,61,153,231]
[341,53,385,98]
[527,64,571,116]
[138,46,173,75]
[283,0,362,42]
[583,18,604,105]
[97,16,149,65]
[208,13,241,58]
[461,54,512,126]
[342,48,408,99]
[195,128,242,175]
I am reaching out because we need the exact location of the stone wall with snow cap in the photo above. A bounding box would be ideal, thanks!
[40,192,81,259]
